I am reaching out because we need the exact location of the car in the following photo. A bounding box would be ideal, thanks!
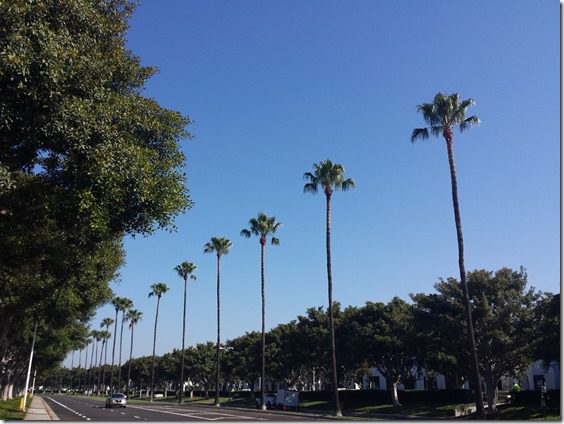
[105,393,127,408]
[255,393,277,409]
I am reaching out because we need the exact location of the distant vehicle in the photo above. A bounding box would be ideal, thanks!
[255,393,277,409]
[105,393,127,408]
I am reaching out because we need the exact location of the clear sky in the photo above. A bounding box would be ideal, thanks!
[65,0,559,366]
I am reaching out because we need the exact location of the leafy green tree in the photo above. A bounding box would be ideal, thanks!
[412,268,539,414]
[125,309,142,397]
[411,92,484,418]
[184,342,217,397]
[117,297,133,391]
[204,237,232,407]
[342,299,417,407]
[0,0,192,389]
[533,293,560,368]
[241,212,281,410]
[174,261,197,404]
[148,283,169,401]
[303,159,355,417]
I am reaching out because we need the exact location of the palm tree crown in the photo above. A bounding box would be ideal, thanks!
[411,92,479,143]
[125,309,143,326]
[204,237,232,257]
[241,213,281,246]
[174,262,197,281]
[149,282,169,299]
[101,317,114,329]
[303,159,356,196]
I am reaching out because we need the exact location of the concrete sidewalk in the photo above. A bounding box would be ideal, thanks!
[24,395,59,420]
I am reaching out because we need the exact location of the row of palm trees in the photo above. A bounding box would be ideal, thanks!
[76,92,483,418]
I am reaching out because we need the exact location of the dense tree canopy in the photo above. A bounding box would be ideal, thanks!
[0,0,191,398]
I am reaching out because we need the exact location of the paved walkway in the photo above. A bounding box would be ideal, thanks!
[24,395,59,420]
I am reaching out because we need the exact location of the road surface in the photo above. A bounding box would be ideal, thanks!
[41,395,329,421]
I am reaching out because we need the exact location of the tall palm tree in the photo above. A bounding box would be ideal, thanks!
[91,330,101,394]
[149,282,169,402]
[97,331,110,396]
[411,92,484,417]
[117,297,134,392]
[174,261,197,405]
[304,159,355,417]
[109,296,122,392]
[204,237,232,407]
[125,309,143,399]
[241,213,281,411]
[100,317,114,395]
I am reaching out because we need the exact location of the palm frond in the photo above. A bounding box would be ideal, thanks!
[340,178,356,191]
[410,128,429,143]
[303,182,318,194]
[240,229,251,238]
[459,115,480,133]
[271,237,280,245]
[303,172,316,182]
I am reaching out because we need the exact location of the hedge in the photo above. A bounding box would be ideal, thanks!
[299,389,473,405]
[511,390,560,407]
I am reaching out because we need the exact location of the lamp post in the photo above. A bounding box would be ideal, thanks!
[21,321,38,412]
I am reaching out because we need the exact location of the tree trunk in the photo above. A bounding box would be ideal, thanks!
[388,378,401,408]
[215,255,221,407]
[110,309,119,392]
[97,340,105,395]
[102,325,109,395]
[483,370,498,415]
[444,131,485,419]
[126,323,135,399]
[325,191,342,417]
[260,240,266,411]
[150,297,161,402]
[118,311,126,392]
[180,276,188,404]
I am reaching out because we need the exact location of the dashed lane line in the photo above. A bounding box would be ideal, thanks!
[127,405,221,421]
[45,396,89,421]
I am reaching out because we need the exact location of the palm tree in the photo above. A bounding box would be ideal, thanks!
[149,282,169,402]
[109,296,122,392]
[304,159,355,417]
[117,297,134,392]
[125,309,143,399]
[241,213,281,411]
[97,331,110,395]
[204,237,232,407]
[411,92,484,417]
[174,261,197,404]
[100,317,114,395]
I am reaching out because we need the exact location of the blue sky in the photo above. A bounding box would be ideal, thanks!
[66,0,559,365]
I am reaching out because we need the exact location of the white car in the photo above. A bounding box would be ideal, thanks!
[105,393,127,408]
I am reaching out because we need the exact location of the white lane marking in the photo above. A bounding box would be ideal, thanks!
[127,405,219,421]
[120,412,126,415]
[45,396,89,420]
[133,415,141,419]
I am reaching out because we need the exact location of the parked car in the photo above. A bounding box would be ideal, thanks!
[255,393,277,409]
[106,393,127,408]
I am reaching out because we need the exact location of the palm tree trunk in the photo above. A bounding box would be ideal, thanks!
[118,312,125,392]
[110,309,119,392]
[260,242,266,411]
[94,339,99,393]
[180,277,187,404]
[97,339,105,395]
[150,297,161,402]
[444,132,485,418]
[127,324,135,399]
[215,255,221,407]
[325,192,342,417]
[102,325,109,395]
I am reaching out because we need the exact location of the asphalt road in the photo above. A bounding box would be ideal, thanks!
[42,395,329,421]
